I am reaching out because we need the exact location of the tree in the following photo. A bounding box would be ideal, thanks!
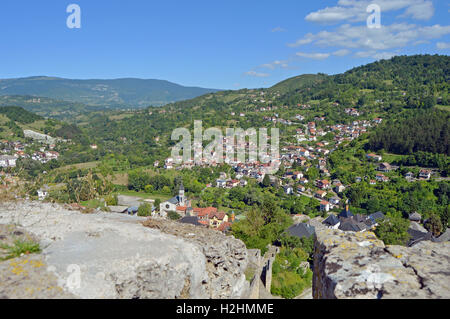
[375,214,410,245]
[262,175,271,188]
[154,198,161,211]
[424,213,443,237]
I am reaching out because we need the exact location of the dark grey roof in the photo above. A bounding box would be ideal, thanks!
[287,223,316,239]
[167,196,180,205]
[339,221,360,232]
[369,211,385,222]
[323,214,340,226]
[338,219,366,232]
[407,228,432,247]
[179,216,201,226]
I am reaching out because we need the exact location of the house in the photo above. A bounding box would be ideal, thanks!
[375,173,389,182]
[366,153,382,161]
[209,211,229,229]
[297,185,306,193]
[377,162,392,172]
[193,207,218,221]
[322,214,340,229]
[159,183,187,218]
[218,221,232,233]
[368,211,385,226]
[0,155,17,168]
[339,219,366,232]
[316,179,330,190]
[292,171,303,180]
[355,176,362,183]
[320,200,330,212]
[419,169,431,180]
[407,228,433,247]
[226,179,240,188]
[329,196,340,206]
[315,190,327,199]
[298,177,309,185]
[286,223,315,239]
[216,179,227,188]
[283,185,294,195]
[333,183,346,193]
[405,172,415,179]
[369,180,376,185]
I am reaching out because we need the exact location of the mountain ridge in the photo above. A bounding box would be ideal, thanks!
[0,76,221,109]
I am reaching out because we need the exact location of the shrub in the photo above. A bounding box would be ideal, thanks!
[105,194,118,206]
[167,211,181,220]
[137,203,153,217]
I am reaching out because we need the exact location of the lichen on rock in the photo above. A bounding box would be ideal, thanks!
[313,228,450,299]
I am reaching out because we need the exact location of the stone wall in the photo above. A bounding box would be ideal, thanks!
[0,201,249,299]
[313,228,450,299]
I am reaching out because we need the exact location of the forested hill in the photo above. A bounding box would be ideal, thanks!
[0,106,43,124]
[368,109,449,156]
[273,54,449,108]
[0,76,220,109]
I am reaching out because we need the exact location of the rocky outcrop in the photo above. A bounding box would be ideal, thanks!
[313,228,450,299]
[0,201,248,299]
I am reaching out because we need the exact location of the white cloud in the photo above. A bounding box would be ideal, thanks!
[305,0,435,24]
[437,42,450,49]
[272,26,286,32]
[260,60,289,70]
[287,33,314,47]
[333,49,351,56]
[355,50,398,59]
[290,23,450,51]
[296,52,331,60]
[401,0,434,20]
[244,71,270,77]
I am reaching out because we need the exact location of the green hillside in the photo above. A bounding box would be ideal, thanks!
[0,95,90,120]
[269,73,328,94]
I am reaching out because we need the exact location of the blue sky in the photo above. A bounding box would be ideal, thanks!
[0,0,449,89]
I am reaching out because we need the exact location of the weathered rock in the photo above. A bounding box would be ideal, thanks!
[0,255,76,299]
[313,228,450,299]
[0,201,248,299]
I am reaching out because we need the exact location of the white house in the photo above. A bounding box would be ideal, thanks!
[320,201,330,212]
[0,155,17,168]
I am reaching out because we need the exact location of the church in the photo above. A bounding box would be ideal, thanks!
[159,182,188,218]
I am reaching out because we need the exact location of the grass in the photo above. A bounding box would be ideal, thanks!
[80,198,105,209]
[435,104,450,111]
[56,161,100,172]
[0,239,41,261]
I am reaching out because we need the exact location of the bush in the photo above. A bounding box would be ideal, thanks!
[105,194,118,206]
[168,211,181,220]
[137,203,153,217]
